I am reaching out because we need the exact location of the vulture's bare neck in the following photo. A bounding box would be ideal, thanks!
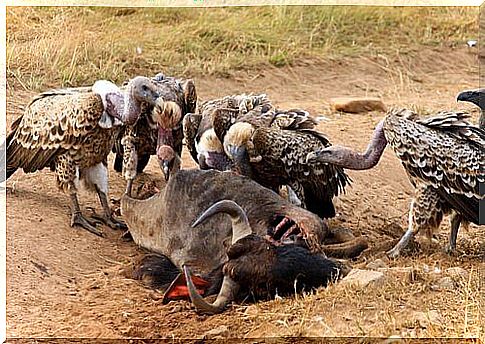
[320,119,388,170]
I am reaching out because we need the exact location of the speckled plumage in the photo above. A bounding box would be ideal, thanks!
[6,77,161,236]
[7,90,118,192]
[380,108,483,256]
[383,109,483,223]
[230,122,350,219]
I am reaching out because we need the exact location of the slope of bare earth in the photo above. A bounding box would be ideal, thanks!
[5,47,484,340]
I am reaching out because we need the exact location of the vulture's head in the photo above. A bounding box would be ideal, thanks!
[129,76,161,105]
[150,77,197,130]
[122,76,161,125]
[196,129,232,171]
[457,88,485,110]
[223,122,254,162]
[157,145,181,181]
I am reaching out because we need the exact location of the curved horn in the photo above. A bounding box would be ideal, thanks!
[192,200,252,244]
[184,265,239,315]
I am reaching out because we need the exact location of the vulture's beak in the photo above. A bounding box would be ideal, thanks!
[306,148,341,165]
[160,160,170,181]
[226,145,247,162]
[457,89,485,109]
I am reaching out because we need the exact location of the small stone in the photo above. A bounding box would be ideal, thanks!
[366,259,388,270]
[431,277,456,291]
[203,325,229,339]
[445,267,469,281]
[330,97,386,113]
[378,267,418,283]
[340,269,386,289]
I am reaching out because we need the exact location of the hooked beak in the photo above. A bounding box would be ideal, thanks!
[226,145,247,162]
[160,160,170,181]
[306,149,332,163]
[457,89,484,109]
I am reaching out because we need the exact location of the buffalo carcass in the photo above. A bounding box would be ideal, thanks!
[121,167,367,313]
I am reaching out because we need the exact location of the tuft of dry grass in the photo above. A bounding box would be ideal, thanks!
[6,6,477,91]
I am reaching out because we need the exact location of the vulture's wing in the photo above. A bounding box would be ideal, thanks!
[384,110,484,223]
[182,79,197,114]
[271,108,317,130]
[251,127,350,196]
[7,90,104,173]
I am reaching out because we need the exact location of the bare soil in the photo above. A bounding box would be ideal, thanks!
[5,47,484,340]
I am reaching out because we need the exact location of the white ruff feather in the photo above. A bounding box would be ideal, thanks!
[92,80,122,129]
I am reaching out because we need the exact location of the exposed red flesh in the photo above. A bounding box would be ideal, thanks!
[162,272,211,304]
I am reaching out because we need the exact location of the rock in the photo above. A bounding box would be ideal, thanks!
[340,269,385,289]
[330,97,386,113]
[366,258,388,270]
[378,267,418,283]
[203,325,229,339]
[445,267,469,281]
[431,276,456,291]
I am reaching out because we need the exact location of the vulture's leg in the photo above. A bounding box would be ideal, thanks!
[388,186,442,258]
[82,162,127,230]
[93,185,128,230]
[57,155,103,236]
[387,199,417,259]
[70,193,104,237]
[445,213,463,254]
[121,135,137,197]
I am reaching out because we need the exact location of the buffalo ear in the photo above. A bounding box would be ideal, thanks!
[182,79,197,114]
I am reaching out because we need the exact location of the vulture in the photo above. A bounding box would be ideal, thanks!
[113,73,197,184]
[219,106,351,219]
[308,107,484,257]
[4,77,161,236]
[183,93,270,171]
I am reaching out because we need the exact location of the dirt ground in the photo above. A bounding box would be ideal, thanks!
[4,47,484,340]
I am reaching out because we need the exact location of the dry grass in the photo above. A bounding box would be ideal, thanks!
[6,6,477,91]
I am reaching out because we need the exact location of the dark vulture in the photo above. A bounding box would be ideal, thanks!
[113,73,197,184]
[4,77,161,236]
[219,106,351,219]
[308,107,484,257]
[183,93,270,171]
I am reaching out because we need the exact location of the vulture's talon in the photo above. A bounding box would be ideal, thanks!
[71,213,104,237]
[90,212,128,230]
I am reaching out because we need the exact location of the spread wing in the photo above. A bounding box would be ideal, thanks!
[7,89,104,173]
[384,109,484,223]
